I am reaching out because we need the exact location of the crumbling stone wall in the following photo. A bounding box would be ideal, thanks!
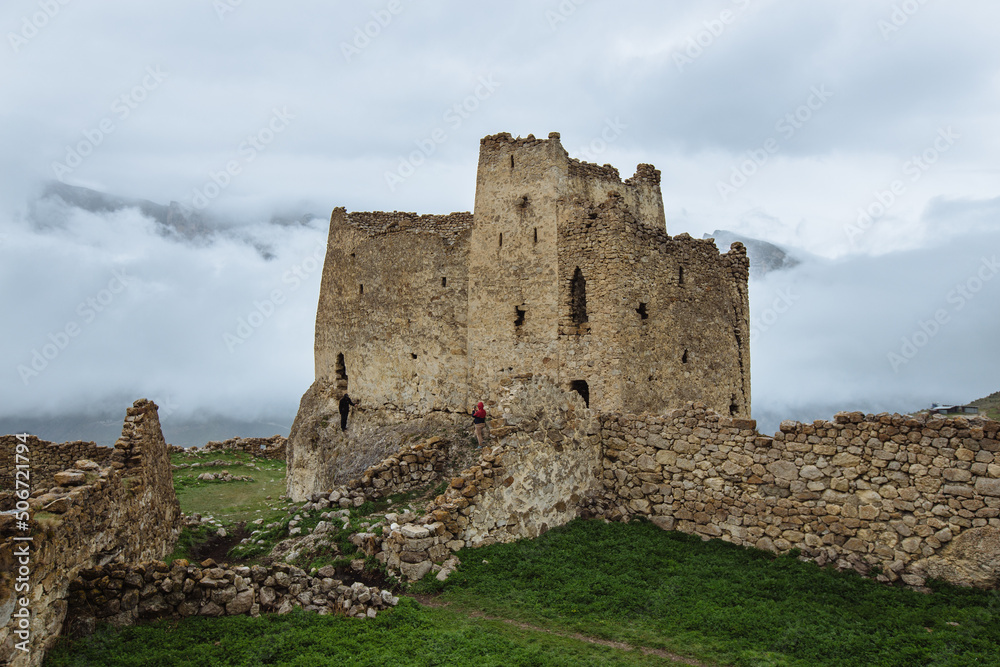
[63,560,398,635]
[0,400,180,667]
[0,438,111,503]
[377,378,603,580]
[201,435,287,460]
[593,404,1000,588]
[347,438,447,500]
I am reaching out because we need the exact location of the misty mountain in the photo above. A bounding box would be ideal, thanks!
[705,229,801,278]
[35,182,322,241]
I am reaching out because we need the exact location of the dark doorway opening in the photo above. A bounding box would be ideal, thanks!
[570,380,590,408]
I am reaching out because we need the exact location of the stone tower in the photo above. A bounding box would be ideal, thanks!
[286,131,750,499]
[466,132,748,415]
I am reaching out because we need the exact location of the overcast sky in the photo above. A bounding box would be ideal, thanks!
[1,0,997,437]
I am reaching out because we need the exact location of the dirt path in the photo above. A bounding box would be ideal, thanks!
[408,594,712,666]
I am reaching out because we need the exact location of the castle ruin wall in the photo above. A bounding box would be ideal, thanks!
[0,400,180,667]
[596,405,1000,588]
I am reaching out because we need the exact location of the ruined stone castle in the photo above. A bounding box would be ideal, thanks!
[288,131,751,498]
[286,132,999,592]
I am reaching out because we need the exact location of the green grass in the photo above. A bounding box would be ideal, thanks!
[419,519,1000,667]
[171,451,287,525]
[44,600,671,667]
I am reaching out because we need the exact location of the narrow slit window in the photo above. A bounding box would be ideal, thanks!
[510,154,514,168]
[678,266,685,286]
[533,227,538,243]
[359,284,364,295]
[570,267,588,325]
[682,349,688,364]
[514,306,525,327]
[636,303,648,320]
[499,233,503,248]
[442,277,447,287]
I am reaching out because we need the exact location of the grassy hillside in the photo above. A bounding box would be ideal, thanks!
[971,390,1000,421]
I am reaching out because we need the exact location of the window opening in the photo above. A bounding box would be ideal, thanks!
[359,284,364,295]
[636,303,648,320]
[499,232,503,248]
[570,267,588,325]
[411,353,417,359]
[534,227,538,243]
[570,380,590,408]
[678,266,685,286]
[510,154,514,168]
[514,306,525,327]
[682,349,688,364]
[442,277,447,287]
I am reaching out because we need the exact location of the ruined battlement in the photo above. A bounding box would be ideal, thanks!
[333,208,474,245]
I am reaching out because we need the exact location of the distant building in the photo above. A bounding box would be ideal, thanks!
[929,403,979,415]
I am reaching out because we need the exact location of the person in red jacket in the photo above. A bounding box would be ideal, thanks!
[471,401,487,447]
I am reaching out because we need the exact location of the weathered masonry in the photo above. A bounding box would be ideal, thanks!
[289,132,750,499]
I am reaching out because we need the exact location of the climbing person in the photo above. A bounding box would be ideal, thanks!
[339,393,356,431]
[472,401,487,447]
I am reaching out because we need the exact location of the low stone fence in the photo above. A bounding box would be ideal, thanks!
[594,404,1000,588]
[63,559,398,635]
[202,435,287,460]
[0,400,181,667]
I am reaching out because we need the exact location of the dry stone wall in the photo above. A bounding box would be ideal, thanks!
[346,438,447,500]
[63,560,398,635]
[594,403,1000,588]
[200,435,287,460]
[0,400,180,667]
[0,438,112,504]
